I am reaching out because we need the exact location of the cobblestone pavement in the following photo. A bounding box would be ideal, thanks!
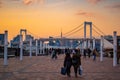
[0,54,120,80]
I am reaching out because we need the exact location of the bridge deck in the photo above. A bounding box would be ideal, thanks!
[0,55,120,80]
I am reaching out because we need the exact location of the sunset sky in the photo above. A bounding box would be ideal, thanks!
[0,0,120,41]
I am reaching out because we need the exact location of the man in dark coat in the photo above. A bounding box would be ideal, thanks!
[64,53,72,77]
[87,48,91,58]
[72,52,81,77]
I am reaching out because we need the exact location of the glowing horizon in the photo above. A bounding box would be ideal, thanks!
[0,0,120,41]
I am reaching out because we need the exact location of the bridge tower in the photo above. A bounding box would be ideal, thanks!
[20,29,27,41]
[84,21,92,39]
[84,22,92,49]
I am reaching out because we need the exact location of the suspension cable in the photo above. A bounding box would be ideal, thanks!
[53,23,84,38]
[93,24,106,36]
[63,23,84,35]
[64,27,83,37]
[27,30,40,39]
[92,27,102,36]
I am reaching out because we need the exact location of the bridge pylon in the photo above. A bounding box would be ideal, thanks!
[84,21,92,39]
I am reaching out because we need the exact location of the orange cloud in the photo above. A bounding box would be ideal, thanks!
[86,0,105,4]
[105,3,120,12]
[23,0,45,5]
[106,3,120,9]
[9,0,45,5]
[37,0,45,4]
[7,0,67,6]
[23,0,33,5]
[76,10,94,17]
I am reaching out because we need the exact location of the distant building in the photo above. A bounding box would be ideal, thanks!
[11,35,20,48]
[104,35,113,43]
[117,36,120,49]
[104,35,120,48]
[0,34,4,46]
[11,34,34,48]
[26,35,34,41]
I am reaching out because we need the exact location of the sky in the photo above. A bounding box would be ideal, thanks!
[0,0,120,41]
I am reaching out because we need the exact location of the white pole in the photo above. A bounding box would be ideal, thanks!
[113,31,117,67]
[40,41,42,54]
[29,39,32,58]
[90,23,92,39]
[84,22,86,39]
[84,22,87,50]
[81,40,84,54]
[88,40,90,48]
[100,36,103,62]
[4,30,8,66]
[25,29,27,41]
[93,38,95,50]
[20,34,23,61]
[43,43,45,54]
[39,41,40,54]
[36,39,38,56]
[70,40,72,49]
[84,40,87,49]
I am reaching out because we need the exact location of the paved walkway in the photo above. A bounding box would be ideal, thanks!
[0,54,120,80]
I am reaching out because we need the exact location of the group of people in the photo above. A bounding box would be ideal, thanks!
[63,49,81,77]
[83,48,98,61]
[63,48,99,77]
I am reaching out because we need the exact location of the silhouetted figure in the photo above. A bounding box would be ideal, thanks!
[117,50,120,64]
[51,49,57,59]
[72,52,81,77]
[92,49,97,61]
[64,53,72,77]
[83,49,87,58]
[87,48,91,58]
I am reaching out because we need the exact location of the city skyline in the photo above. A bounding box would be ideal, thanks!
[0,0,120,41]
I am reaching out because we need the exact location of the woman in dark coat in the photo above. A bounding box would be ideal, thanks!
[64,53,72,77]
[72,52,81,77]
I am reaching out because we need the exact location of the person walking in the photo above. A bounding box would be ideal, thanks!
[72,52,81,77]
[117,50,120,64]
[51,49,57,59]
[63,53,72,77]
[92,49,97,61]
[83,49,87,59]
[87,48,91,58]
